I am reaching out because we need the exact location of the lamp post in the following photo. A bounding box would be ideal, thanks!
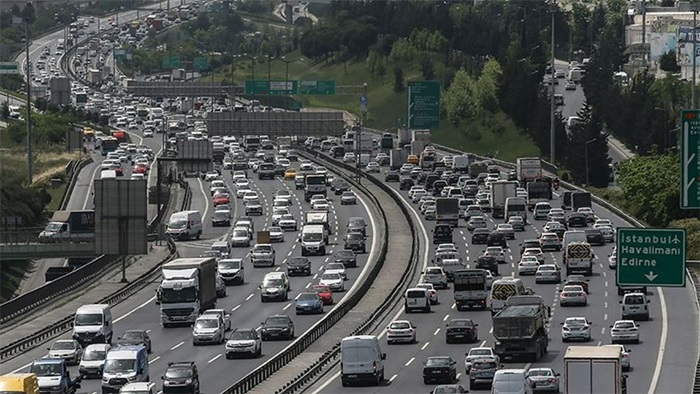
[550,10,556,165]
[267,55,274,101]
[279,56,293,111]
[584,137,597,186]
[16,14,33,184]
[250,56,257,105]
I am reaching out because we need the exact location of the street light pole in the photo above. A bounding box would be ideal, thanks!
[267,55,273,102]
[585,137,597,186]
[550,11,556,165]
[280,57,292,111]
[251,56,257,105]
[25,18,33,185]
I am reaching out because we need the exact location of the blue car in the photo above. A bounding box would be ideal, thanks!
[295,292,324,315]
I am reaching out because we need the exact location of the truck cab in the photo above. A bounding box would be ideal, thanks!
[250,244,276,267]
[30,358,80,394]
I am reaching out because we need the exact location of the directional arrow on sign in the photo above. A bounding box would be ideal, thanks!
[644,271,659,282]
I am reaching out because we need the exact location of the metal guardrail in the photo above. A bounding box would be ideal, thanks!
[58,158,93,211]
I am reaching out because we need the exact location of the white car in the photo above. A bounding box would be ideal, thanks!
[518,257,540,276]
[423,266,448,289]
[408,186,426,199]
[210,180,226,194]
[610,320,640,344]
[78,343,111,377]
[535,264,561,283]
[496,223,515,239]
[274,190,294,205]
[366,162,381,173]
[386,320,417,344]
[483,246,505,264]
[201,309,232,331]
[608,253,617,269]
[230,227,251,247]
[319,272,344,292]
[547,208,565,220]
[278,214,298,231]
[47,339,83,365]
[594,218,612,227]
[464,347,499,373]
[561,317,591,342]
[143,129,153,138]
[225,328,262,358]
[232,171,247,181]
[603,344,631,370]
[272,207,290,226]
[411,190,427,203]
[577,207,596,221]
[268,226,285,243]
[235,185,250,199]
[324,262,347,280]
[312,199,330,211]
[522,247,545,264]
[415,283,438,305]
[243,191,259,204]
[235,178,250,188]
[560,285,588,306]
[527,367,561,393]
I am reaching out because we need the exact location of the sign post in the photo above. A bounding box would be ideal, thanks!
[681,109,700,209]
[407,80,440,129]
[616,228,686,287]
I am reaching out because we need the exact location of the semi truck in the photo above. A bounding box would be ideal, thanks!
[453,269,489,310]
[305,211,331,241]
[159,257,217,327]
[38,210,95,243]
[564,241,594,276]
[564,346,627,394]
[304,174,327,201]
[436,198,460,227]
[354,133,373,153]
[490,181,519,219]
[380,133,394,150]
[411,129,431,144]
[389,148,408,169]
[492,295,549,362]
[572,192,592,211]
[516,157,543,187]
[526,179,552,211]
[411,140,427,156]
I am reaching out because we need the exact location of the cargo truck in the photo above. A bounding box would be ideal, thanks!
[30,359,81,394]
[380,133,394,150]
[564,241,594,276]
[212,142,225,163]
[159,257,217,327]
[562,191,573,210]
[572,192,592,211]
[397,128,412,147]
[411,140,427,156]
[305,211,331,241]
[304,174,327,201]
[516,157,543,187]
[38,210,95,243]
[354,133,373,153]
[492,295,549,361]
[526,179,552,211]
[469,162,488,179]
[436,198,460,227]
[411,129,431,144]
[490,181,519,219]
[564,346,627,394]
[389,148,408,169]
[452,155,472,173]
[453,269,489,310]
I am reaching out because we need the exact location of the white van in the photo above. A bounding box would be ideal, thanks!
[562,230,587,249]
[101,170,117,179]
[621,292,650,320]
[533,202,551,220]
[340,335,386,387]
[119,382,156,394]
[492,369,533,394]
[359,153,370,167]
[300,224,326,256]
[102,346,149,393]
[166,210,202,240]
[404,287,431,313]
[490,278,529,314]
[72,304,113,345]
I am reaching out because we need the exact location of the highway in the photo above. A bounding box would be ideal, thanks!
[2,144,380,394]
[309,148,698,394]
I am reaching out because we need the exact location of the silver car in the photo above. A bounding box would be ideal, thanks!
[192,316,225,345]
[561,317,591,342]
[340,191,357,205]
[47,340,83,365]
[527,367,560,392]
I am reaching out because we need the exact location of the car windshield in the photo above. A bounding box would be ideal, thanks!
[390,322,411,329]
[165,368,192,379]
[288,258,308,266]
[255,246,272,252]
[230,330,256,341]
[51,341,75,350]
[472,361,497,370]
[263,278,283,287]
[195,319,218,329]
[615,322,635,329]
[219,260,241,269]
[625,295,645,304]
[425,268,443,275]
[566,318,587,326]
[265,317,289,326]
[322,273,341,280]
[450,320,472,327]
[337,250,354,258]
[326,263,344,271]
[104,359,136,373]
[30,363,63,376]
[426,357,451,367]
[470,349,491,356]
[297,293,318,301]
[75,313,103,326]
[121,331,143,340]
[233,229,248,237]
[83,349,107,361]
[347,233,362,241]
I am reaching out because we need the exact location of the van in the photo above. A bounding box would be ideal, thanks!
[101,170,117,179]
[490,279,529,314]
[404,287,431,313]
[620,292,650,320]
[491,369,533,394]
[562,230,587,249]
[72,304,113,345]
[0,373,39,394]
[209,241,229,258]
[340,335,386,386]
[260,272,290,302]
[166,210,202,240]
[79,343,112,377]
[359,153,370,166]
[102,346,149,393]
[300,224,326,256]
[119,382,156,394]
[533,202,551,220]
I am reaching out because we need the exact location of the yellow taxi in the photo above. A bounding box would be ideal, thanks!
[284,168,297,180]
[406,155,419,165]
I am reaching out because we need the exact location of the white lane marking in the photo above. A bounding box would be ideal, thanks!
[433,328,440,336]
[283,303,292,310]
[604,313,608,321]
[421,342,430,350]
[405,357,415,366]
[601,327,605,335]
[171,341,184,350]
[148,356,160,364]
[197,177,210,224]
[231,305,241,312]
[648,288,668,394]
[208,354,221,363]
[480,340,487,347]
[604,302,608,309]
[390,374,398,382]
[246,293,254,301]
[443,314,449,321]
[83,161,102,209]
[115,297,156,322]
[305,282,311,289]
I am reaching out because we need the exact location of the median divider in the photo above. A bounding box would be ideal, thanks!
[57,158,93,211]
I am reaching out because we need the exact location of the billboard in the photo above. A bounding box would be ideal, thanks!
[176,140,212,159]
[94,179,148,255]
[205,111,345,136]
[49,77,70,106]
[650,33,677,61]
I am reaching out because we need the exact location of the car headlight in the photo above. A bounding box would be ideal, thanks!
[51,386,62,390]
[185,379,193,385]
[163,380,171,386]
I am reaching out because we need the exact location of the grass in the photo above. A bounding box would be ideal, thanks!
[0,145,79,187]
[210,51,540,162]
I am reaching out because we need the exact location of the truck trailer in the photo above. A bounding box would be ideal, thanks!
[492,295,549,361]
[490,181,519,219]
[38,210,95,243]
[453,269,489,310]
[389,148,408,169]
[564,346,626,394]
[571,192,592,211]
[159,257,217,327]
[435,198,460,227]
[516,157,543,187]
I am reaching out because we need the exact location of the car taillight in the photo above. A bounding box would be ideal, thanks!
[547,378,557,383]
[622,353,629,358]
[373,361,377,371]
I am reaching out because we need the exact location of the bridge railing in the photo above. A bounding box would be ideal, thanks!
[0,227,45,245]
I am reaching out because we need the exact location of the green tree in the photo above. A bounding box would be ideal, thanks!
[0,102,8,119]
[658,50,680,73]
[420,58,435,80]
[565,102,610,187]
[393,66,404,93]
[475,59,502,113]
[442,68,478,126]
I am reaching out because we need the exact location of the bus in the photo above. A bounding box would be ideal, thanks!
[100,137,119,156]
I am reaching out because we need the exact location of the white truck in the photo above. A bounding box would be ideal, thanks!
[564,346,626,394]
[389,148,408,169]
[159,257,217,327]
[489,181,519,219]
[397,128,412,148]
[435,198,460,227]
[353,133,373,153]
[411,129,431,144]
[452,155,471,173]
[516,157,543,187]
[453,269,489,311]
[564,241,594,276]
[305,211,331,241]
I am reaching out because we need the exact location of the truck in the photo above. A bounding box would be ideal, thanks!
[436,198,460,227]
[526,179,552,211]
[490,181,519,219]
[87,68,101,85]
[572,192,592,211]
[389,148,408,169]
[492,295,549,362]
[564,346,627,394]
[564,241,594,276]
[411,129,431,144]
[305,211,331,241]
[0,373,39,394]
[38,210,95,243]
[562,191,573,210]
[452,155,472,173]
[380,133,394,150]
[29,358,81,394]
[516,157,543,187]
[453,269,489,310]
[304,173,327,201]
[469,161,489,179]
[212,142,225,162]
[411,140,427,156]
[159,257,217,327]
[353,133,373,153]
[397,128,412,147]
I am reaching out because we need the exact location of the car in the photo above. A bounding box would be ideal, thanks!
[555,69,566,78]
[47,339,83,365]
[507,215,525,231]
[594,218,613,227]
[232,170,247,181]
[467,216,488,231]
[483,246,506,264]
[577,207,596,221]
[423,356,457,384]
[334,249,357,268]
[486,231,507,248]
[464,347,499,374]
[162,361,199,394]
[286,256,311,276]
[584,228,605,246]
[445,318,478,343]
[527,367,561,392]
[567,213,588,228]
[340,191,357,205]
[274,189,294,205]
[565,275,590,293]
[610,320,640,344]
[539,232,561,251]
[225,328,262,358]
[143,129,153,138]
[399,177,415,190]
[204,171,220,182]
[201,309,232,331]
[603,344,631,370]
[423,266,448,289]
[193,315,225,345]
[117,330,152,353]
[312,284,334,305]
[265,226,285,243]
[415,283,438,304]
[295,292,324,314]
[325,262,347,280]
[344,232,366,253]
[386,320,417,344]
[565,81,576,90]
[343,152,355,163]
[272,207,290,226]
[312,199,330,211]
[385,171,400,182]
[608,253,617,269]
[79,343,111,377]
[475,255,499,276]
[495,223,515,239]
[560,285,587,306]
[230,227,251,247]
[284,168,297,180]
[366,162,381,173]
[471,228,490,244]
[594,224,616,243]
[535,264,561,283]
[522,247,545,264]
[278,214,298,231]
[561,317,592,342]
[431,385,468,394]
[211,210,231,227]
[518,257,540,276]
[543,220,565,233]
[260,315,295,340]
[320,271,344,292]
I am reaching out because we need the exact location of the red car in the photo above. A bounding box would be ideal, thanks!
[213,192,230,206]
[313,285,334,305]
[132,164,148,174]
[110,164,124,176]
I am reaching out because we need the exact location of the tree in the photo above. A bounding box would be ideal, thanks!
[420,58,434,80]
[393,66,404,93]
[565,102,610,187]
[659,50,680,73]
[475,59,502,113]
[0,102,8,119]
[442,68,478,126]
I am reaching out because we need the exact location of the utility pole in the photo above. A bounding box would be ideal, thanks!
[267,55,273,102]
[694,3,698,109]
[280,57,292,111]
[550,11,556,165]
[357,83,368,184]
[641,0,647,69]
[25,19,33,185]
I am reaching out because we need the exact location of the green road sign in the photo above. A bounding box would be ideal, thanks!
[162,55,180,69]
[681,109,700,209]
[0,62,19,75]
[245,80,297,95]
[194,56,209,71]
[114,49,127,61]
[299,80,335,95]
[616,228,686,287]
[407,80,440,129]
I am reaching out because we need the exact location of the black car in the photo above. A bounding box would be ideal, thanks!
[424,174,440,190]
[344,232,366,253]
[334,181,351,195]
[486,231,507,248]
[334,249,357,268]
[617,284,648,296]
[433,224,453,244]
[507,170,518,181]
[117,330,152,353]
[162,361,200,394]
[475,255,499,276]
[286,256,311,276]
[565,275,590,293]
[520,239,541,255]
[471,228,490,245]
[399,177,415,190]
[274,164,286,176]
[584,228,605,246]
[347,217,367,237]
[445,319,479,343]
[385,171,400,182]
[330,145,345,158]
[211,211,231,227]
[567,213,588,228]
[423,356,457,385]
[260,315,295,340]
[432,180,448,196]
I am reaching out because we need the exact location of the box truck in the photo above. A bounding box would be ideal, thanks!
[564,346,626,394]
[159,257,217,327]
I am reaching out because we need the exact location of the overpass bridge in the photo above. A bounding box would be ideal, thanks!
[0,242,97,259]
